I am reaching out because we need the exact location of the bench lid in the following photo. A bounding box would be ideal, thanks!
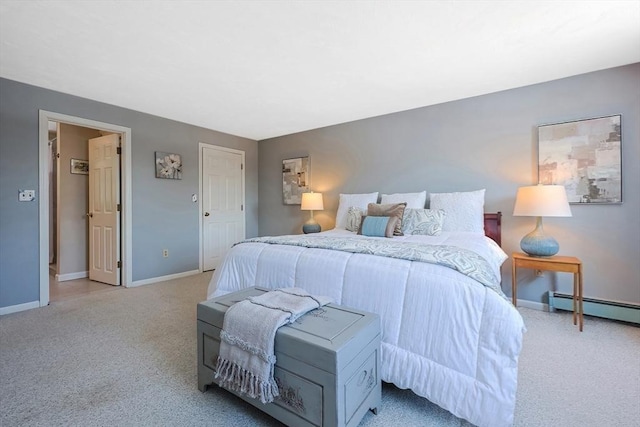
[198,287,380,372]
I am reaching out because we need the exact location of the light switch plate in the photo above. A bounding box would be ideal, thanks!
[19,190,35,201]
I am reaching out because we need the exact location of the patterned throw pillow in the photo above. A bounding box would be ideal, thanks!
[345,207,365,232]
[402,208,446,236]
[367,203,407,236]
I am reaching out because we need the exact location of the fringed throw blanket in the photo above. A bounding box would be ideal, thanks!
[214,288,332,404]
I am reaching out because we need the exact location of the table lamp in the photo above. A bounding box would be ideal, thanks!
[301,191,323,234]
[513,184,572,257]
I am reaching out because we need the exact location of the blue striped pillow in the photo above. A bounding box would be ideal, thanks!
[358,216,397,238]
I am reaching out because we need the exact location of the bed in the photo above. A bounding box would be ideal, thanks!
[207,191,525,427]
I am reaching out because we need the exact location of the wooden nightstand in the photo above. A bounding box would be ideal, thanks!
[511,252,584,331]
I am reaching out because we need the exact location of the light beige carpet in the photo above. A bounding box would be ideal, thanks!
[1,272,638,426]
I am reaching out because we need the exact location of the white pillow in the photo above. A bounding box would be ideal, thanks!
[335,192,379,229]
[380,191,427,209]
[429,189,485,233]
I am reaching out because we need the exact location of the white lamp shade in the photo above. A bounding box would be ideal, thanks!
[513,185,572,217]
[301,192,324,211]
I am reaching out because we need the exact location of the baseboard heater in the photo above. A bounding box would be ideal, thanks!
[548,291,640,325]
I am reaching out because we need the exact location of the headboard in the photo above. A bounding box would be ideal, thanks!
[483,212,502,247]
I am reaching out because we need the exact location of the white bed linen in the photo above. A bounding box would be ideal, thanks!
[207,230,525,427]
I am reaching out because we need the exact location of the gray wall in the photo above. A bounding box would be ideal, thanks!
[258,64,640,305]
[0,78,258,309]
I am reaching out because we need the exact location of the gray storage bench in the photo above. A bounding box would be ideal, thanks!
[197,287,381,427]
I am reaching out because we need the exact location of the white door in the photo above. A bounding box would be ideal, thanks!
[202,145,245,271]
[88,134,120,285]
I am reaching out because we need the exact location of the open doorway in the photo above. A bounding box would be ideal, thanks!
[47,122,121,301]
[38,111,133,307]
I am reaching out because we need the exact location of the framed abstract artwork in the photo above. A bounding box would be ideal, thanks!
[538,115,622,204]
[282,156,310,205]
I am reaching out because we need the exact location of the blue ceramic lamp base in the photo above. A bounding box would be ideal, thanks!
[520,217,559,257]
[302,218,321,234]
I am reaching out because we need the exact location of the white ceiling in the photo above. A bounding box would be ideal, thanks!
[1,1,639,141]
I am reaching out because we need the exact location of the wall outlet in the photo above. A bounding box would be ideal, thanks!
[19,190,35,202]
[163,249,169,258]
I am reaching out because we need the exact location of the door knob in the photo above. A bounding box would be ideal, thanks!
[204,212,210,217]
[86,212,93,218]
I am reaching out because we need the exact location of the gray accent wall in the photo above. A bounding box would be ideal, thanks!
[0,78,258,310]
[258,64,640,305]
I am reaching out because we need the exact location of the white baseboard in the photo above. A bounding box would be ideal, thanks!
[0,300,41,316]
[56,271,88,282]
[517,299,549,312]
[129,269,200,288]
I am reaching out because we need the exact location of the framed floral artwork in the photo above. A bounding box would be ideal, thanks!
[155,152,182,180]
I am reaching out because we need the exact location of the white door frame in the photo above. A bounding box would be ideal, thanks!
[198,142,245,272]
[38,110,133,306]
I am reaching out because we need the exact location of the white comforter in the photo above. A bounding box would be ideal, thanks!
[207,230,525,427]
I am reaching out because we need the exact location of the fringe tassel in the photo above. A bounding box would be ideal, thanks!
[214,357,280,404]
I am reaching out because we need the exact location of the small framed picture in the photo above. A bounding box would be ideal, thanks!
[155,151,183,180]
[70,158,89,175]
